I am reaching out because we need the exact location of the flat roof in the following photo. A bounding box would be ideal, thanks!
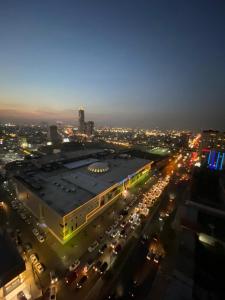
[32,148,104,166]
[0,232,25,288]
[16,155,150,216]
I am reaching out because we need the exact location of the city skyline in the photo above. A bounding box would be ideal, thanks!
[1,0,225,130]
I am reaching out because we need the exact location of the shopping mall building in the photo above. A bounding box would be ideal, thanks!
[13,149,153,244]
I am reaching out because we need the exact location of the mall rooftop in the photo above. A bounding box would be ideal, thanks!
[14,149,151,216]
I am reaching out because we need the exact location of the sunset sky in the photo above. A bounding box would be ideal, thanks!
[0,0,225,129]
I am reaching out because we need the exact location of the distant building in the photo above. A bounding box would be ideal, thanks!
[200,130,225,170]
[48,125,62,145]
[78,108,95,136]
[78,108,85,134]
[86,121,94,136]
[19,137,28,149]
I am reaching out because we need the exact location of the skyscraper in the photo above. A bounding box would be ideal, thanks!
[48,125,62,145]
[200,130,225,170]
[78,108,85,133]
[86,121,94,136]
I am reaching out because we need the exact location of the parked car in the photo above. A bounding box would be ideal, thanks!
[88,240,99,253]
[83,258,95,273]
[153,254,161,264]
[110,240,117,249]
[25,218,31,225]
[99,243,107,254]
[93,260,102,272]
[120,229,127,238]
[118,215,123,221]
[113,244,122,255]
[111,229,120,238]
[35,263,45,274]
[99,262,108,275]
[32,228,39,237]
[120,209,128,216]
[69,259,80,271]
[120,221,127,228]
[152,233,159,241]
[11,201,18,209]
[24,243,32,252]
[141,234,148,244]
[131,223,137,230]
[105,226,113,235]
[30,254,39,264]
[65,271,77,285]
[113,221,119,228]
[146,251,155,261]
[76,275,88,289]
[135,218,141,226]
[17,291,27,300]
[37,234,45,243]
[20,213,27,220]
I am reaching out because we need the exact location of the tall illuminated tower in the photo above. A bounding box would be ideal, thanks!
[78,108,85,133]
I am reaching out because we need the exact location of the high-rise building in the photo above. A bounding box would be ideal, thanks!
[48,125,62,145]
[200,130,225,170]
[86,121,94,136]
[78,108,85,133]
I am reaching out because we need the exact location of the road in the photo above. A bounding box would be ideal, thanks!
[98,177,188,300]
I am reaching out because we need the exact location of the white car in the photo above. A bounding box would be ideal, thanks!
[111,229,120,239]
[129,216,135,224]
[37,234,45,243]
[88,240,99,253]
[120,221,127,228]
[32,228,39,236]
[135,218,141,226]
[69,259,80,271]
[35,263,45,274]
[30,254,39,264]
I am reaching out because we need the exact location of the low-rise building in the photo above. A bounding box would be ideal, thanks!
[13,149,153,244]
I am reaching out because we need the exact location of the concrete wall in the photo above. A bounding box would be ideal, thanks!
[14,179,63,241]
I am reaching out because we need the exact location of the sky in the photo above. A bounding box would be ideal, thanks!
[0,0,225,130]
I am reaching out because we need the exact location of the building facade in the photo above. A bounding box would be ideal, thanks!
[48,125,62,145]
[200,130,225,170]
[86,121,94,136]
[78,108,85,134]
